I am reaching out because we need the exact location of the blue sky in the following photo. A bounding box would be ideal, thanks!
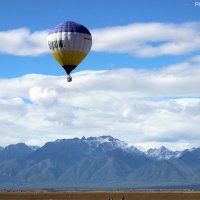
[1,0,200,149]
[0,0,200,78]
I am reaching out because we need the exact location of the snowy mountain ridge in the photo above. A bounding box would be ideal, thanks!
[53,135,185,160]
[145,146,182,160]
[83,135,127,149]
[1,135,192,161]
[0,136,199,189]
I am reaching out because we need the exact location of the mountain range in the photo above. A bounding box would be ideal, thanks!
[0,135,200,190]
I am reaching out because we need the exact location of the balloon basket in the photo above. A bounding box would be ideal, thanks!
[67,76,72,82]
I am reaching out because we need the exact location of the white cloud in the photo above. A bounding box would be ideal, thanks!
[0,57,200,150]
[29,86,57,107]
[1,22,200,57]
[0,28,48,56]
[92,22,200,57]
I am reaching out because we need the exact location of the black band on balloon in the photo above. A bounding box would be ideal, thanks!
[62,65,77,75]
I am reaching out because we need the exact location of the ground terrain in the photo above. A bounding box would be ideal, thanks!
[0,191,200,200]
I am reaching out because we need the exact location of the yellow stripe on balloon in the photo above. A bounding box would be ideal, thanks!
[51,51,87,66]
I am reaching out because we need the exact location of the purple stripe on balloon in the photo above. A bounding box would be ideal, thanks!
[48,21,91,35]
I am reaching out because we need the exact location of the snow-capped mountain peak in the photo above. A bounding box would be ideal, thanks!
[28,145,40,151]
[146,146,182,160]
[83,135,128,151]
[81,135,144,155]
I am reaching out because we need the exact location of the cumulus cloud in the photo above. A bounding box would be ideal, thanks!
[1,22,200,56]
[92,22,200,57]
[0,57,200,150]
[0,28,48,56]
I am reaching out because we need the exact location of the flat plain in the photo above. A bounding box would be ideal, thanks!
[0,191,200,200]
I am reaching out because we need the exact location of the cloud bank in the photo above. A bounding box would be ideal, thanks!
[1,22,200,56]
[0,57,200,150]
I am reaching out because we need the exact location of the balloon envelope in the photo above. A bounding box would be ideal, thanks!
[47,21,92,76]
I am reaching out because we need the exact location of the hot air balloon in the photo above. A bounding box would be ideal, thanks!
[47,21,92,82]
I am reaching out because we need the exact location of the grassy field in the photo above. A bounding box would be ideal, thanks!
[0,191,200,200]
